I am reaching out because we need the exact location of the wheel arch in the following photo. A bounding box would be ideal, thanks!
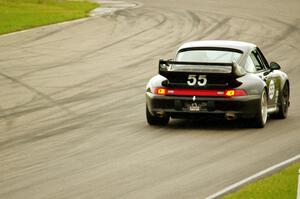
[278,79,290,99]
[283,79,290,91]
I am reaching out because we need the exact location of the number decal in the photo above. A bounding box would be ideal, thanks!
[198,75,207,86]
[268,79,275,100]
[187,75,207,86]
[187,75,197,86]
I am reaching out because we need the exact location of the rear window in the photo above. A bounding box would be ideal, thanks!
[176,50,242,63]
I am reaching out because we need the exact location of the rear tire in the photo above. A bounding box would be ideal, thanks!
[146,105,169,126]
[273,83,289,119]
[251,89,268,128]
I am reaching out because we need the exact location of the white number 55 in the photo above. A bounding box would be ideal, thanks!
[187,75,207,86]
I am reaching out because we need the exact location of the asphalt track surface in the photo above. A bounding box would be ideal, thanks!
[0,0,300,198]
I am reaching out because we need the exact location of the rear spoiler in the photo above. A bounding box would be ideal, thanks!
[159,59,246,77]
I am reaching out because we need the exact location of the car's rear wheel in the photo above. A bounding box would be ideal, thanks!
[146,105,170,126]
[273,83,290,119]
[251,89,268,128]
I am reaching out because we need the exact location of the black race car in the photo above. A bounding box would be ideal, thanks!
[146,40,290,128]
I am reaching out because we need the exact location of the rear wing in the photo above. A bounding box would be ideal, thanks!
[158,59,246,77]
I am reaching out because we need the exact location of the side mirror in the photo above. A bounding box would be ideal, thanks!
[270,62,281,70]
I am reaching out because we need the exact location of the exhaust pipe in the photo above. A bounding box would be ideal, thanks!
[225,112,236,120]
[156,111,166,118]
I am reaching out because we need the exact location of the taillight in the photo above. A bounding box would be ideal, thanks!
[225,90,235,97]
[225,89,247,97]
[156,88,167,95]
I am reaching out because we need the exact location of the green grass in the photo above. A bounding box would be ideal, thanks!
[223,162,300,199]
[0,0,98,35]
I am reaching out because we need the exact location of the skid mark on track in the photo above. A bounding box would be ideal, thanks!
[16,11,167,79]
[0,119,84,151]
[0,72,74,116]
[86,11,167,56]
[263,17,300,49]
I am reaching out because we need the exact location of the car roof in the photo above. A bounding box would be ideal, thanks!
[178,40,256,53]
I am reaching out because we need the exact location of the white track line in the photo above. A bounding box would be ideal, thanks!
[205,154,300,199]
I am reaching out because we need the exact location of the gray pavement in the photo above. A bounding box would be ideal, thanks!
[0,0,300,198]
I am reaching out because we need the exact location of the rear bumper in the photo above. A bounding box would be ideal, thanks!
[146,92,260,119]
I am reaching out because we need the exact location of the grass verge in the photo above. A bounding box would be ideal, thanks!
[0,0,98,35]
[223,162,300,199]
